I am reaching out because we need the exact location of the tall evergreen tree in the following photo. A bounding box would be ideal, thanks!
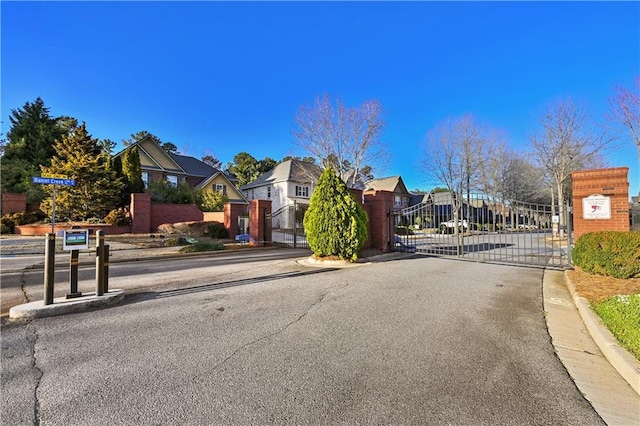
[39,123,124,221]
[1,98,68,201]
[303,167,368,261]
[122,146,145,194]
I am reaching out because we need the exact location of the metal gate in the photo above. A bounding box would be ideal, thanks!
[268,201,310,249]
[391,193,572,269]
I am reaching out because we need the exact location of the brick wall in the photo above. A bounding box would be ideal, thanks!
[150,203,204,231]
[1,193,27,215]
[131,193,152,233]
[362,190,395,252]
[571,167,630,241]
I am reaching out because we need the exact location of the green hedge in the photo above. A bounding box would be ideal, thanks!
[572,231,640,279]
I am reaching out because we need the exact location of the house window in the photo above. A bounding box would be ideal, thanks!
[167,175,178,187]
[141,172,148,188]
[215,183,227,196]
[394,196,402,207]
[267,186,271,199]
[295,185,309,198]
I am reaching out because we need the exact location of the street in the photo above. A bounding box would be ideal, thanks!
[1,253,603,425]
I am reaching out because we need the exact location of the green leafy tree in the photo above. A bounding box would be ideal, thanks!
[227,152,260,186]
[122,147,145,193]
[303,167,368,261]
[197,189,229,212]
[146,179,196,204]
[39,123,124,221]
[1,98,69,201]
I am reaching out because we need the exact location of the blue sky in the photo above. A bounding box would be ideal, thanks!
[2,1,639,196]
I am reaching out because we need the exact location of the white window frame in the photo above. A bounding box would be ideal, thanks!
[295,185,309,198]
[267,186,271,199]
[214,183,226,195]
[167,175,178,187]
[141,172,149,188]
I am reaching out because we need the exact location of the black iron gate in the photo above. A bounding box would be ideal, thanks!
[268,201,310,249]
[391,193,572,269]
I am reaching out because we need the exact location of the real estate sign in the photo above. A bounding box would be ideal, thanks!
[63,229,89,251]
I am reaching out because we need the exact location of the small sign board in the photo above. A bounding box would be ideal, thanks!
[63,229,89,251]
[32,176,76,186]
[582,194,611,220]
[551,215,560,224]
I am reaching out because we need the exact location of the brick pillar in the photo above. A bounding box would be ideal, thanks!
[130,193,152,234]
[363,190,395,252]
[224,202,248,239]
[249,199,271,246]
[571,167,630,241]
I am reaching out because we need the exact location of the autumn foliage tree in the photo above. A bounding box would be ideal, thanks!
[39,123,124,221]
[303,167,368,262]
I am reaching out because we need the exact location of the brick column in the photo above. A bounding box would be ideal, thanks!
[571,167,630,241]
[363,190,395,252]
[249,199,272,245]
[224,202,248,239]
[130,193,152,234]
[1,193,27,215]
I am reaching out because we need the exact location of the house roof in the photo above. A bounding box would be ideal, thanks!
[168,153,217,178]
[364,176,409,195]
[240,159,322,190]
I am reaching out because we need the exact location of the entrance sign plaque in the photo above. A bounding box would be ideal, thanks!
[582,194,611,220]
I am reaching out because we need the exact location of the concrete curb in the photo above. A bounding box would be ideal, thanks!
[8,290,125,320]
[564,271,640,396]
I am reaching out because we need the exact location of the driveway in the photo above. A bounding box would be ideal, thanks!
[1,255,603,425]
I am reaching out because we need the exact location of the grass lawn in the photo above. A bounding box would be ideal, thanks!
[567,267,640,361]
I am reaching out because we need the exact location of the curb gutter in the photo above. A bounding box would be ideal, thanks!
[564,271,640,396]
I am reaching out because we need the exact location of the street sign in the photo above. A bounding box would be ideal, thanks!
[63,229,90,251]
[32,176,76,186]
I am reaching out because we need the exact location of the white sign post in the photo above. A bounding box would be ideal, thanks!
[582,194,611,220]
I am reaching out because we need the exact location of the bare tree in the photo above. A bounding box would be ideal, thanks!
[292,94,388,187]
[529,98,614,233]
[422,115,489,235]
[609,76,640,160]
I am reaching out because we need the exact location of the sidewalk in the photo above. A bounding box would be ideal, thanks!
[543,269,640,425]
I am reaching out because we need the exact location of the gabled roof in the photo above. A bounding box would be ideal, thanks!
[364,176,410,195]
[169,153,217,178]
[240,159,322,190]
[196,172,249,204]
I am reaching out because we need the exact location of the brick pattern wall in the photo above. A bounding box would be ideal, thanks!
[571,167,630,241]
[130,193,152,234]
[1,193,27,215]
[150,204,204,231]
[362,190,395,252]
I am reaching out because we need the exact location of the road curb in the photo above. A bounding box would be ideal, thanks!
[564,271,640,396]
[9,290,125,320]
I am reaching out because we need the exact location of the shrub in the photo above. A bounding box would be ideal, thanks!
[207,222,229,239]
[164,237,188,246]
[303,167,368,262]
[1,211,47,233]
[197,189,229,212]
[180,241,225,253]
[572,231,640,279]
[147,180,197,204]
[395,226,414,235]
[103,208,131,226]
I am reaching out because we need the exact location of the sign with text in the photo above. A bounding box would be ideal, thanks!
[32,176,76,186]
[582,194,611,220]
[63,229,89,251]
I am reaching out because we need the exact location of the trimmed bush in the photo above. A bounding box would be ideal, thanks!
[572,231,640,279]
[303,167,368,262]
[103,208,131,226]
[180,241,225,253]
[1,211,47,233]
[207,222,229,239]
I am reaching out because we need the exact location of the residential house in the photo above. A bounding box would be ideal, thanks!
[364,176,412,210]
[239,159,323,213]
[113,136,247,205]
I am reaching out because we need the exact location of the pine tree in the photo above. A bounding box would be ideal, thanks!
[303,167,368,261]
[39,123,124,221]
[122,146,145,194]
[1,98,67,201]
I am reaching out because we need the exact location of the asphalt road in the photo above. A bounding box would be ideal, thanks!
[1,254,603,425]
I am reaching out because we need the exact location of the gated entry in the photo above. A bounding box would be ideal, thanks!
[391,193,572,268]
[267,201,310,249]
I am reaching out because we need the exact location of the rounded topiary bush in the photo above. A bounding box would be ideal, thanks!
[572,231,640,279]
[303,167,368,262]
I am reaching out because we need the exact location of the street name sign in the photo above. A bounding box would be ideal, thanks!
[32,177,76,186]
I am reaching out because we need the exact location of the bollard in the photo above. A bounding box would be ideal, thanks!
[44,233,56,305]
[103,244,110,293]
[66,250,82,299]
[95,230,105,296]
